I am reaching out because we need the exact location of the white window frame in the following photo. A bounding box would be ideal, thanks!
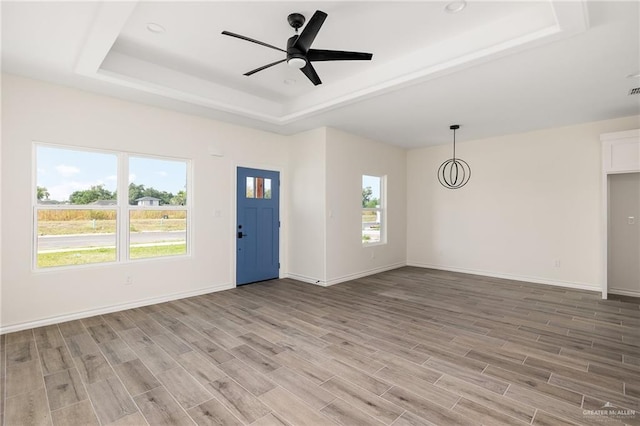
[126,153,191,262]
[32,142,192,271]
[362,174,387,246]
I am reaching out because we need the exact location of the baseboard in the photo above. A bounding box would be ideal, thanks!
[286,273,326,286]
[406,261,601,292]
[608,288,640,298]
[286,263,406,287]
[324,262,406,287]
[0,282,234,334]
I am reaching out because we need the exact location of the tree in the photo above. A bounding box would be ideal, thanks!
[362,186,379,208]
[362,187,373,207]
[365,198,379,208]
[69,185,115,204]
[128,183,146,205]
[170,190,187,206]
[36,186,50,201]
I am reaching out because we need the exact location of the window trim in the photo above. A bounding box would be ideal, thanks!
[32,142,192,271]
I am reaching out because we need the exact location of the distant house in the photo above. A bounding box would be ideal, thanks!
[38,199,67,205]
[135,196,160,206]
[91,199,117,206]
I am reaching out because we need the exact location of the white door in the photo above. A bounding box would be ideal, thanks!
[608,172,640,297]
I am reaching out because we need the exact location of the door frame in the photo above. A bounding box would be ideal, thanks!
[600,129,640,299]
[233,162,286,287]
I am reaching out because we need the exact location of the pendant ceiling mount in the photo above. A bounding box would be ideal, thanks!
[438,124,471,189]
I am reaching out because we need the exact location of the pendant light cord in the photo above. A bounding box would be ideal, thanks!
[452,127,456,161]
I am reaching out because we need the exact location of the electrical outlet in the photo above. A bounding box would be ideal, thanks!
[554,260,561,268]
[125,275,133,285]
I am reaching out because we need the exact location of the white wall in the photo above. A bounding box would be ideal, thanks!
[3,72,637,331]
[0,74,409,331]
[325,128,407,285]
[407,116,640,290]
[287,128,327,283]
[286,127,408,286]
[1,74,290,331]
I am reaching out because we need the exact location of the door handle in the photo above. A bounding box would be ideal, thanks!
[237,232,247,239]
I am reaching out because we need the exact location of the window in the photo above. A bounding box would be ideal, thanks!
[362,175,385,244]
[34,144,190,269]
[35,146,118,268]
[128,156,187,259]
[246,176,272,199]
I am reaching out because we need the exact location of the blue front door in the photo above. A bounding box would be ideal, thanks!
[236,167,280,285]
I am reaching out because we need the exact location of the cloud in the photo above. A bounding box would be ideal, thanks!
[48,181,87,202]
[156,171,168,177]
[106,175,117,181]
[55,164,80,177]
[129,173,136,183]
[47,179,116,202]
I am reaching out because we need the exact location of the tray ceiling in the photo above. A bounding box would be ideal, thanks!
[2,1,639,146]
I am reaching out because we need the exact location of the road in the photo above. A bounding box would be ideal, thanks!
[38,231,186,250]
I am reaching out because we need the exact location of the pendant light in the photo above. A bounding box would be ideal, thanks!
[438,124,471,189]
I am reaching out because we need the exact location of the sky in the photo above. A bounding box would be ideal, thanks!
[363,175,381,199]
[37,146,187,202]
[38,145,374,202]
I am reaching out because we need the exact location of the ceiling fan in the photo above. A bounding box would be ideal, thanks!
[222,10,373,86]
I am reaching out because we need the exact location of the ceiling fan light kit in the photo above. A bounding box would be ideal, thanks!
[438,124,472,189]
[222,10,373,86]
[287,57,307,69]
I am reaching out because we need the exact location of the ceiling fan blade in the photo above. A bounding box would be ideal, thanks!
[300,62,322,86]
[307,49,373,62]
[244,59,287,76]
[222,31,286,53]
[293,10,327,53]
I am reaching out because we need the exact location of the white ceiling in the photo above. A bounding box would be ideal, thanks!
[2,1,639,147]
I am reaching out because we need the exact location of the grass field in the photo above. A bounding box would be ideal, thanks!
[37,244,187,268]
[362,212,377,222]
[37,219,186,236]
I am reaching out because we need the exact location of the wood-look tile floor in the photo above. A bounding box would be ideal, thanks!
[1,267,639,425]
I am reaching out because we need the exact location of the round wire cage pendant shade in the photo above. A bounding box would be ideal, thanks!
[438,157,471,189]
[438,124,471,189]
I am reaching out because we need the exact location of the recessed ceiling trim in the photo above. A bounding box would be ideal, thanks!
[73,1,591,127]
[278,26,565,124]
[96,56,284,123]
[280,7,567,121]
[74,2,138,75]
[551,0,590,34]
